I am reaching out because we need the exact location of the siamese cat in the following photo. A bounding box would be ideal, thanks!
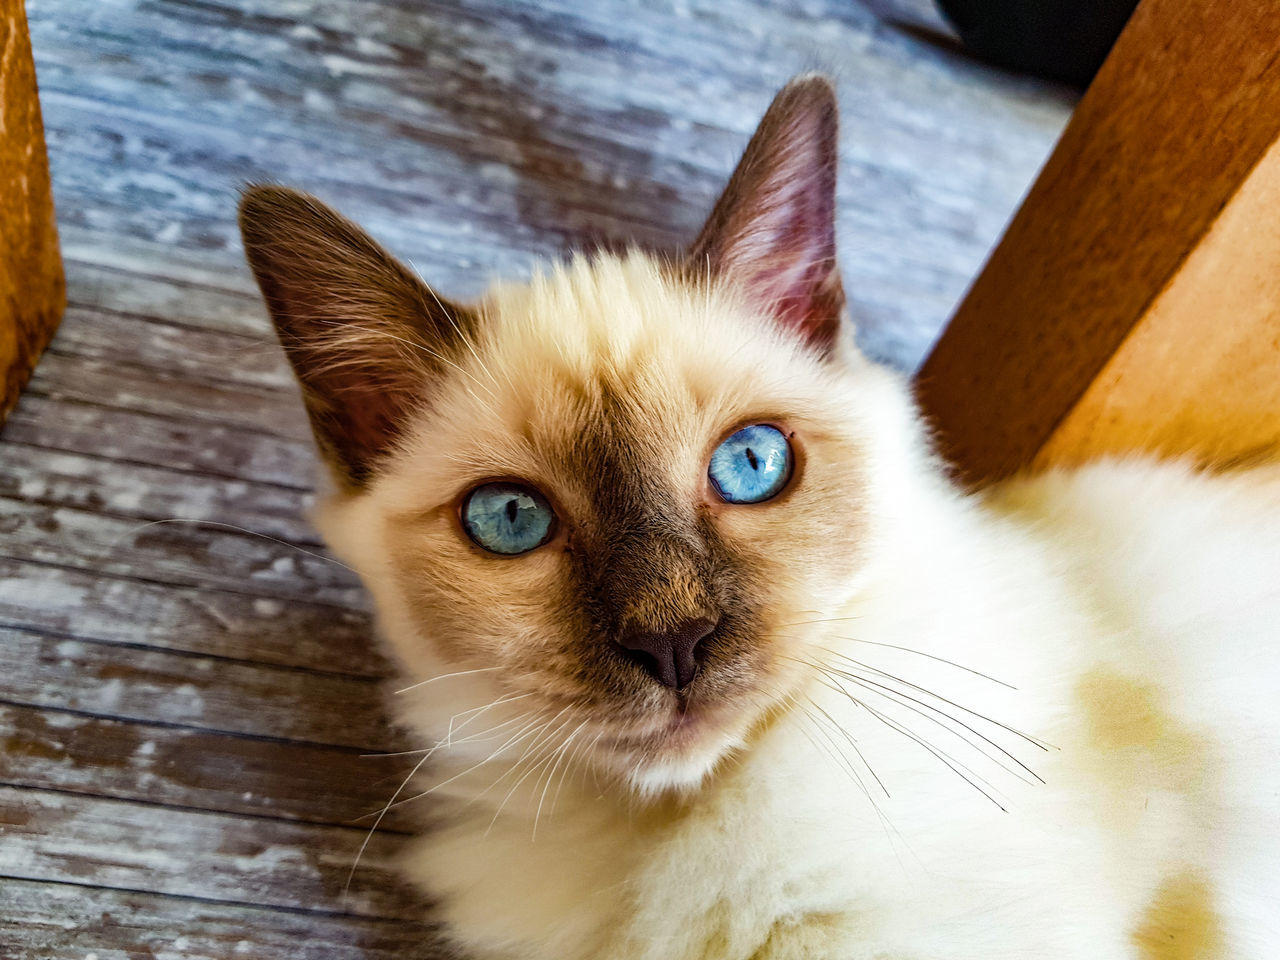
[239,76,1280,959]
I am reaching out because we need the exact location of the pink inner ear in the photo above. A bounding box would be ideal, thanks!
[689,77,846,354]
[746,207,842,351]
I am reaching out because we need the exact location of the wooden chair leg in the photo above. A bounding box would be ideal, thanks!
[914,0,1280,486]
[1,0,65,425]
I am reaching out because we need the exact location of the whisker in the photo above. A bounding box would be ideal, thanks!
[361,711,528,758]
[468,705,575,811]
[795,705,915,869]
[395,666,502,695]
[801,666,1008,807]
[839,671,1041,789]
[799,657,1034,794]
[851,690,1009,812]
[442,692,535,745]
[102,517,358,574]
[486,710,579,834]
[554,727,602,815]
[818,648,1053,752]
[779,617,1016,689]
[386,709,557,812]
[345,738,441,899]
[532,719,590,841]
[796,708,873,802]
[808,658,1045,785]
[803,694,889,797]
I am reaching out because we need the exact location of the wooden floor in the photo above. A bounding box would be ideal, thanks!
[1,1,1074,956]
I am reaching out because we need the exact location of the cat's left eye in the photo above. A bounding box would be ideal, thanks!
[462,482,556,555]
[708,424,793,504]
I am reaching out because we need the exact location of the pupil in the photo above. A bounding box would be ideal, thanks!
[745,447,759,471]
[505,499,519,523]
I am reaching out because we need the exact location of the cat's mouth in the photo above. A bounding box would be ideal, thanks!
[588,693,759,792]
[603,702,708,750]
[588,696,757,793]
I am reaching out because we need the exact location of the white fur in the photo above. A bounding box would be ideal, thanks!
[320,255,1280,959]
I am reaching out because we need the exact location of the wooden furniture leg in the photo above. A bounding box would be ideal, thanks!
[1,0,64,425]
[914,0,1280,486]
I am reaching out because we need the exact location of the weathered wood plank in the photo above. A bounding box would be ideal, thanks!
[3,393,316,488]
[43,92,695,260]
[28,0,1072,368]
[0,702,417,830]
[0,878,447,960]
[49,305,294,393]
[1,627,395,750]
[0,497,362,606]
[1,441,321,545]
[0,559,381,676]
[0,785,423,919]
[26,352,310,438]
[64,259,268,336]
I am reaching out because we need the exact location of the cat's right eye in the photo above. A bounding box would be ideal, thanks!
[461,482,556,555]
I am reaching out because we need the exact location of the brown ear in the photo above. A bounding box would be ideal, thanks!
[238,185,473,488]
[688,75,845,353]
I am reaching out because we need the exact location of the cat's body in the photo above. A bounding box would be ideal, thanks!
[239,78,1280,959]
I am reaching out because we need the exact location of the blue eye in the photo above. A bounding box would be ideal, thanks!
[462,482,556,555]
[708,424,793,504]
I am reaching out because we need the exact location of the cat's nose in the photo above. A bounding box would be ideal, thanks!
[618,617,718,689]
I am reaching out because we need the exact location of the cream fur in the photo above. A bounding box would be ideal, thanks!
[318,254,1280,960]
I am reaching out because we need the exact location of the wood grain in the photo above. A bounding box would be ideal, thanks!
[1,442,323,545]
[1035,135,1280,469]
[0,879,443,960]
[0,786,422,918]
[915,0,1280,485]
[0,702,416,829]
[0,559,380,674]
[4,394,317,488]
[1,627,395,750]
[0,498,365,606]
[0,0,65,423]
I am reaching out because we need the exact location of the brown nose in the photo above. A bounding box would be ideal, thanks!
[618,617,717,689]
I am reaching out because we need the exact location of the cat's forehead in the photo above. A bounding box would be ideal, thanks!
[479,253,805,416]
[394,253,825,502]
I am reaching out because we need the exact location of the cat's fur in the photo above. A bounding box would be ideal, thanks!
[239,76,1280,959]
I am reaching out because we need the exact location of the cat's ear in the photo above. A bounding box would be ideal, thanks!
[688,75,845,354]
[239,185,471,489]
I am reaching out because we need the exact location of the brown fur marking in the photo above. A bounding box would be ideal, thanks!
[1131,871,1223,960]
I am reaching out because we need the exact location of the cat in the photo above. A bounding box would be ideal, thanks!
[238,75,1280,959]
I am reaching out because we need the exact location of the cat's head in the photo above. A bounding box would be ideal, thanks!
[239,76,930,794]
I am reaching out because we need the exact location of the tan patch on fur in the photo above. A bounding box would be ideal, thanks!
[1131,872,1223,960]
[747,910,853,960]
[1076,669,1209,792]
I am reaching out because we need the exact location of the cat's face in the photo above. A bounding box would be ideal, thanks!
[344,258,892,790]
[240,76,920,792]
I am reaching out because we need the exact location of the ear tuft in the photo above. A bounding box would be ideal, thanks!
[689,75,846,354]
[239,185,473,488]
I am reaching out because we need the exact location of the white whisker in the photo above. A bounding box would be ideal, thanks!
[395,666,502,695]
